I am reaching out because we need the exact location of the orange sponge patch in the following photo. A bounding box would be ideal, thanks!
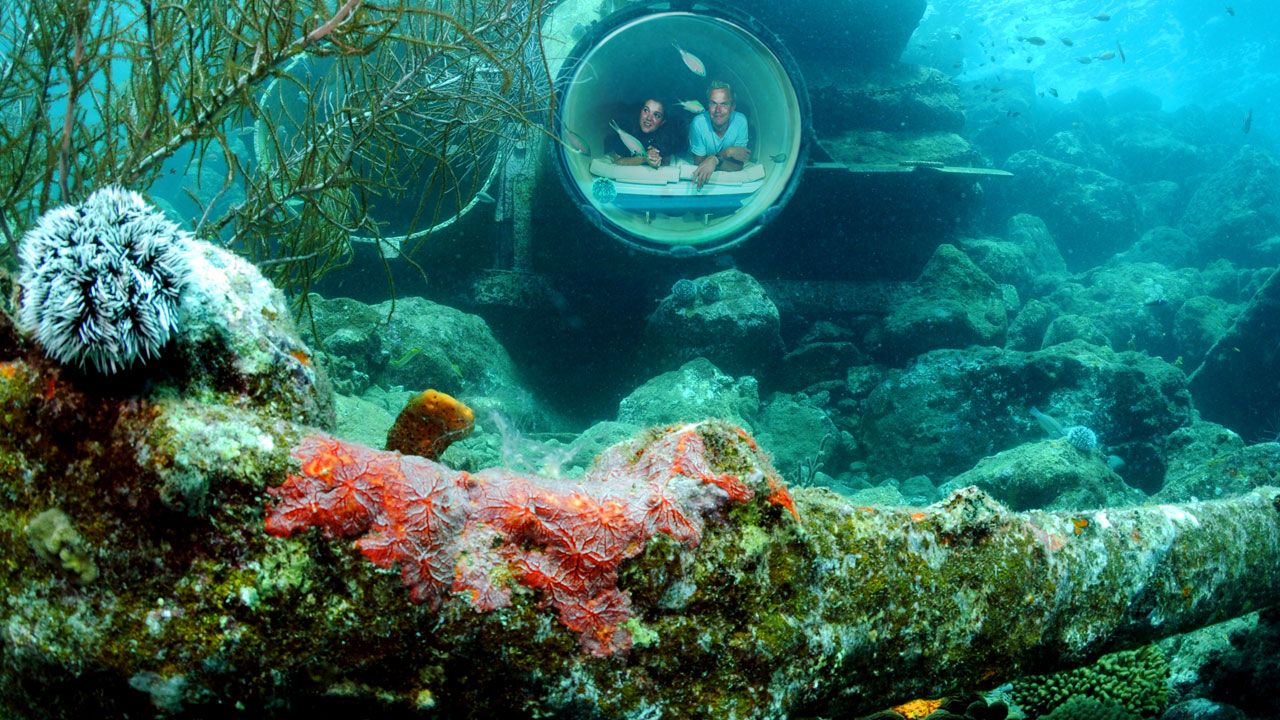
[385,389,475,459]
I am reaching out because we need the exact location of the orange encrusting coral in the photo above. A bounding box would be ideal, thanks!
[265,424,793,656]
[890,698,943,718]
[384,389,475,459]
[766,477,800,521]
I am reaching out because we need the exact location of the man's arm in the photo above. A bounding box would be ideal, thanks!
[693,118,749,170]
[715,146,749,168]
[720,117,750,167]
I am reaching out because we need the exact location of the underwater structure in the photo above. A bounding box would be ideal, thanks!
[314,0,1013,306]
[2,192,1280,717]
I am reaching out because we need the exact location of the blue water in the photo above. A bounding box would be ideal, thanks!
[905,0,1277,132]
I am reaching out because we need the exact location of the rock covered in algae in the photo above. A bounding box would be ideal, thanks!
[3,337,1280,720]
[3,218,1280,717]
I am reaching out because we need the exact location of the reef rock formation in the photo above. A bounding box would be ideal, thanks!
[2,215,1280,718]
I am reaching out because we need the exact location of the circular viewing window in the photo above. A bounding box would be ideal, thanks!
[553,6,809,255]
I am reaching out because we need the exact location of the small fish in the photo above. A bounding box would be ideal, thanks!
[1144,298,1169,307]
[769,153,788,163]
[953,61,964,68]
[1226,6,1235,16]
[390,348,422,367]
[1243,108,1252,134]
[1116,41,1125,62]
[1048,87,1059,97]
[1077,56,1093,64]
[676,99,705,113]
[990,86,1003,92]
[562,128,590,155]
[1061,37,1074,46]
[609,119,645,156]
[1093,13,1110,21]
[672,41,706,76]
[1018,36,1047,45]
[474,191,495,204]
[951,32,962,39]
[1096,50,1116,60]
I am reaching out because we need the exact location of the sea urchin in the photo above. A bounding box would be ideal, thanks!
[18,186,192,374]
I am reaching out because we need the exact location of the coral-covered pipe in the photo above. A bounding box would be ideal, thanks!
[779,484,1280,716]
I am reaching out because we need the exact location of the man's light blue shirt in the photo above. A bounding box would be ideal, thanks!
[688,111,748,158]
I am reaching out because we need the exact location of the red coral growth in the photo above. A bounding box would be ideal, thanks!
[767,477,801,521]
[265,423,791,656]
[264,435,398,538]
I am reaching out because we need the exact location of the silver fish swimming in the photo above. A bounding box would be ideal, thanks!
[609,120,645,156]
[562,128,590,155]
[672,41,706,76]
[676,99,706,113]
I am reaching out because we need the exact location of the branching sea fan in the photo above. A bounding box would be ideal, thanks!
[18,186,192,374]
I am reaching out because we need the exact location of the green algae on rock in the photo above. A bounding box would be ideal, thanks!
[23,508,99,585]
[4,343,1280,718]
[3,230,1280,718]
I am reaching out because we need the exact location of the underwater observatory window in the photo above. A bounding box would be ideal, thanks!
[553,4,809,256]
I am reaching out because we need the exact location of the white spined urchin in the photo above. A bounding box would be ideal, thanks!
[1063,425,1099,453]
[17,186,192,374]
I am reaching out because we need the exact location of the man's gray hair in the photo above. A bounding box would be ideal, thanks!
[706,80,735,104]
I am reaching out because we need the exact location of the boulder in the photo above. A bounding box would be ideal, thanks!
[1180,145,1280,267]
[1005,214,1068,276]
[643,269,783,379]
[1006,299,1058,351]
[1042,130,1124,178]
[617,357,759,431]
[1000,150,1140,268]
[1188,266,1280,441]
[1114,225,1196,268]
[309,294,553,430]
[1107,113,1207,182]
[1131,181,1185,230]
[1041,314,1109,349]
[808,62,965,135]
[857,342,1193,488]
[754,393,840,483]
[866,244,1006,364]
[938,439,1144,511]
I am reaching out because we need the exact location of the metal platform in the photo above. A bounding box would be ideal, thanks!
[805,139,1014,178]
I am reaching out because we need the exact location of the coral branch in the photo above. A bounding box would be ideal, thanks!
[306,0,363,45]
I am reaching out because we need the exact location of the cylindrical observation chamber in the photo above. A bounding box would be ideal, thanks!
[550,2,810,256]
